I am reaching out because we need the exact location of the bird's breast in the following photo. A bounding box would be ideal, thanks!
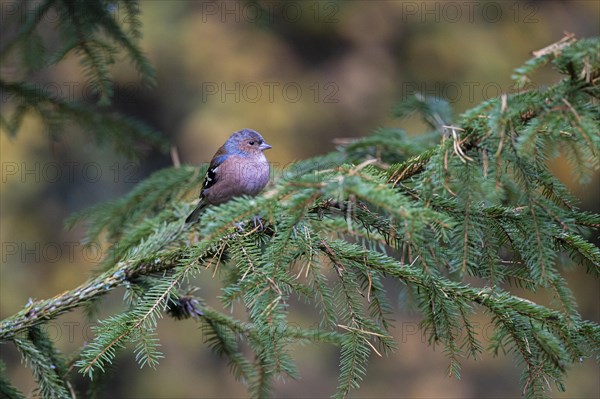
[236,154,270,195]
[203,154,270,204]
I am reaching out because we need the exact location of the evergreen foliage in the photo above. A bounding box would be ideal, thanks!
[0,0,168,157]
[0,6,599,397]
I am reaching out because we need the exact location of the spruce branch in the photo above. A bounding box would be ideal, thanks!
[0,248,185,341]
[1,34,599,399]
[1,0,163,155]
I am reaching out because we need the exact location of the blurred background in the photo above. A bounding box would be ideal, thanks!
[1,0,599,397]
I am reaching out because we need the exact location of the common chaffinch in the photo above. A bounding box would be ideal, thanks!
[185,128,272,223]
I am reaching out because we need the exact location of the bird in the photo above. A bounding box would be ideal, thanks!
[185,128,272,224]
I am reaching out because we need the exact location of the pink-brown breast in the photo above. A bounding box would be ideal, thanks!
[202,153,270,205]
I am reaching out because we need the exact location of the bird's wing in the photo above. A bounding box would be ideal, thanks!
[200,153,228,196]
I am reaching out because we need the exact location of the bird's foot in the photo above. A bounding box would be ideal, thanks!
[234,221,245,232]
[233,216,265,233]
[252,215,264,230]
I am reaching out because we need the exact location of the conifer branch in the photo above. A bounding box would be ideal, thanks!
[0,248,185,341]
[1,0,164,155]
[1,30,599,399]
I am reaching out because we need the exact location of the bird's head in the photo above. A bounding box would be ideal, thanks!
[227,128,272,155]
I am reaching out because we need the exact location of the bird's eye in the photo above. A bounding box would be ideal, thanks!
[249,141,255,145]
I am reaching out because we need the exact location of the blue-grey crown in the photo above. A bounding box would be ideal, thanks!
[224,128,264,152]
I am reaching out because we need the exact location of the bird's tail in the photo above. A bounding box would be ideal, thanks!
[185,202,206,224]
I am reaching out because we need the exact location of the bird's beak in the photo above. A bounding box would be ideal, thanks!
[260,142,272,151]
